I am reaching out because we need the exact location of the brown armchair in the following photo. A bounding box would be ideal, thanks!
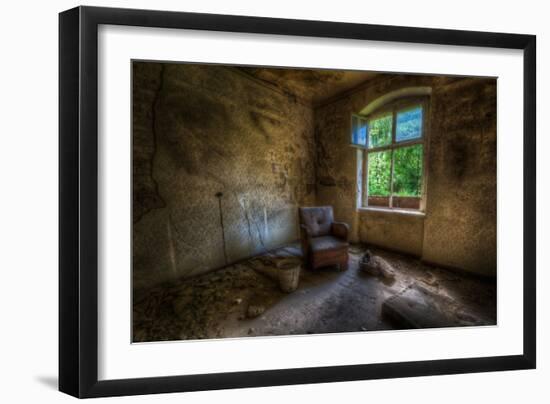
[299,206,349,271]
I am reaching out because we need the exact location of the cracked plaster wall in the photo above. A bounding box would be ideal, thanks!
[133,62,316,290]
[133,64,497,288]
[314,74,497,276]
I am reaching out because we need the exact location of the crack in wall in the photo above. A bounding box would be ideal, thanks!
[149,64,167,211]
[134,63,167,225]
[216,192,229,266]
[133,63,317,284]
[237,195,268,254]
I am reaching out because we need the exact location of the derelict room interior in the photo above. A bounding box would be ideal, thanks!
[132,62,497,342]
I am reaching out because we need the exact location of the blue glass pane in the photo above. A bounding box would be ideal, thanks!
[357,124,367,145]
[351,116,367,146]
[352,119,358,144]
[396,106,423,142]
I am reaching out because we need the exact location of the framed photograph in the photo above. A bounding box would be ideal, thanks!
[59,6,536,398]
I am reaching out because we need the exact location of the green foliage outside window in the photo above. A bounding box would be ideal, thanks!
[368,114,392,148]
[392,144,423,197]
[367,150,391,196]
[364,104,424,202]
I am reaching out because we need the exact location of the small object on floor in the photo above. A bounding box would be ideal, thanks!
[249,257,279,282]
[360,250,396,285]
[419,270,439,287]
[246,303,266,318]
[349,245,367,255]
[277,257,301,293]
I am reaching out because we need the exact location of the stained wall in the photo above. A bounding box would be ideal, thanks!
[134,64,497,287]
[133,62,316,290]
[314,75,497,276]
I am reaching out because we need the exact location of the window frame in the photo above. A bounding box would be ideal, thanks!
[352,96,430,212]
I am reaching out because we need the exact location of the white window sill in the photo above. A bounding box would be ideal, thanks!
[358,206,426,217]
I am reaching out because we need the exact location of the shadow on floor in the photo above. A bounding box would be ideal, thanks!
[35,375,58,390]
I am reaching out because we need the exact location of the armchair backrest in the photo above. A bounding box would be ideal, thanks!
[299,206,334,237]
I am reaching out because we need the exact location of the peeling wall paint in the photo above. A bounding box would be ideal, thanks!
[133,62,316,290]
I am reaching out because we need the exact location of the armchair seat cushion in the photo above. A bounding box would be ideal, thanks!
[310,236,349,253]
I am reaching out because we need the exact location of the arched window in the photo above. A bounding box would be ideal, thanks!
[352,95,429,212]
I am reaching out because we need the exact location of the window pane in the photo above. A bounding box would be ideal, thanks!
[367,150,391,197]
[396,106,423,142]
[351,116,367,146]
[368,114,392,148]
[392,144,423,197]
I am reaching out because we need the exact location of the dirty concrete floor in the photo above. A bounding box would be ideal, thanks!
[133,244,496,342]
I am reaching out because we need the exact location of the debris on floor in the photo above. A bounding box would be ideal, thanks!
[360,250,396,286]
[247,303,266,318]
[418,270,439,287]
[133,242,496,342]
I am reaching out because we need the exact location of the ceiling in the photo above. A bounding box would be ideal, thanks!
[236,66,378,106]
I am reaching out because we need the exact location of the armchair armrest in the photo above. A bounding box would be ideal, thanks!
[300,224,312,258]
[332,221,349,241]
[300,224,312,243]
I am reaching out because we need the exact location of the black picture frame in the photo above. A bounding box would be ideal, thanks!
[59,5,536,398]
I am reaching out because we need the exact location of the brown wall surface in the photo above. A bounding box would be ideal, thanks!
[133,64,497,287]
[421,78,497,276]
[358,210,425,256]
[314,75,497,276]
[132,62,316,290]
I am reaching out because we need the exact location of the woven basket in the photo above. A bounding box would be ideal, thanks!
[277,258,301,293]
